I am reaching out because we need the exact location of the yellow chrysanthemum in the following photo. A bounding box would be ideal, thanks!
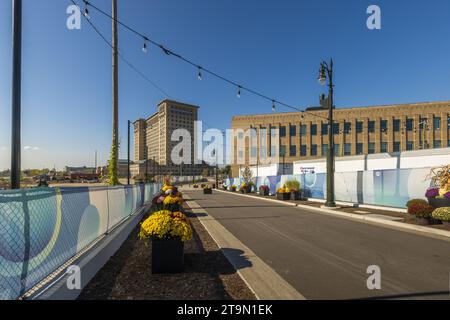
[139,210,192,242]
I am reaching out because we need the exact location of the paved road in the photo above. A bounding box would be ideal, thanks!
[185,190,450,300]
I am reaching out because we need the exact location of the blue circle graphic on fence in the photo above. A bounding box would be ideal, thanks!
[0,195,58,263]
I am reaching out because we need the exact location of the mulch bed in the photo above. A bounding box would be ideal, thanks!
[77,208,255,300]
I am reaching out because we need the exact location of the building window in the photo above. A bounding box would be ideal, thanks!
[279,145,286,157]
[321,144,328,156]
[381,142,388,153]
[333,123,339,135]
[238,150,244,159]
[290,125,296,137]
[321,123,328,135]
[406,119,414,131]
[300,145,307,157]
[356,121,363,133]
[419,117,428,130]
[344,122,351,134]
[393,119,401,132]
[311,144,318,156]
[260,146,267,158]
[368,142,375,154]
[290,145,296,156]
[270,127,278,137]
[344,143,351,156]
[434,140,442,149]
[311,124,317,136]
[406,141,413,151]
[393,142,401,152]
[300,125,307,136]
[368,121,375,133]
[279,126,286,137]
[433,117,441,130]
[250,147,257,157]
[356,143,363,155]
[381,120,388,132]
[334,143,340,156]
[238,132,244,139]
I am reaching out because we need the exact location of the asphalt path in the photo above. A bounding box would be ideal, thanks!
[186,190,450,300]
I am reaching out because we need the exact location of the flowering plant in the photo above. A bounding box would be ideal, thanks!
[407,203,434,219]
[259,185,269,191]
[425,187,440,198]
[230,185,237,191]
[139,210,192,242]
[163,194,183,205]
[277,186,289,194]
[431,207,450,222]
[444,192,450,200]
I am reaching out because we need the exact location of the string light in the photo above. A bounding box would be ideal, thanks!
[83,1,90,18]
[73,0,329,121]
[237,86,241,98]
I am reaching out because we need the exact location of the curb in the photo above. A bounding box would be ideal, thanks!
[215,189,450,242]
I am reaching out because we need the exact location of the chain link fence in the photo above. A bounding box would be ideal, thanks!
[0,183,160,300]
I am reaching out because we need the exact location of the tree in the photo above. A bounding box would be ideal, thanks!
[240,166,253,185]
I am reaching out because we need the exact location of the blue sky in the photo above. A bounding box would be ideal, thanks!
[1,0,450,170]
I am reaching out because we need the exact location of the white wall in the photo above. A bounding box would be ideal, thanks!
[294,147,450,174]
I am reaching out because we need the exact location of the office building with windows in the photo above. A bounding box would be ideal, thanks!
[132,99,206,177]
[230,100,450,177]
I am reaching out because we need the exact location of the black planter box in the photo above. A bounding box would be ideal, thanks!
[259,189,269,196]
[152,239,184,274]
[428,197,450,208]
[290,191,302,201]
[277,193,290,201]
[203,188,213,194]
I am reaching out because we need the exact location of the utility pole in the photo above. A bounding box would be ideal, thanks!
[11,0,22,189]
[94,150,97,173]
[109,0,120,185]
[127,120,131,185]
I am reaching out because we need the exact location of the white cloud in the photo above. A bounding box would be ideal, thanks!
[24,146,41,151]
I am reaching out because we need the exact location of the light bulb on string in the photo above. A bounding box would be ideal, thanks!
[142,38,149,53]
[197,67,203,81]
[272,100,276,112]
[83,2,90,19]
[237,86,241,98]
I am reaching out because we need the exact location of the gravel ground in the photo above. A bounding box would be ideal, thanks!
[77,209,256,300]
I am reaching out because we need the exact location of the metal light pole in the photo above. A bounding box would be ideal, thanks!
[318,59,336,208]
[11,0,22,189]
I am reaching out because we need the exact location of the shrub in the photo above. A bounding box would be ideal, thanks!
[425,187,440,198]
[407,203,434,219]
[432,207,450,222]
[285,179,300,192]
[406,199,428,208]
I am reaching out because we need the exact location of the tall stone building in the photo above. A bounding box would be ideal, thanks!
[230,100,450,177]
[132,99,205,177]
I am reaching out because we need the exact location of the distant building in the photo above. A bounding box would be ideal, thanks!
[230,100,450,177]
[132,99,207,177]
[65,166,96,175]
